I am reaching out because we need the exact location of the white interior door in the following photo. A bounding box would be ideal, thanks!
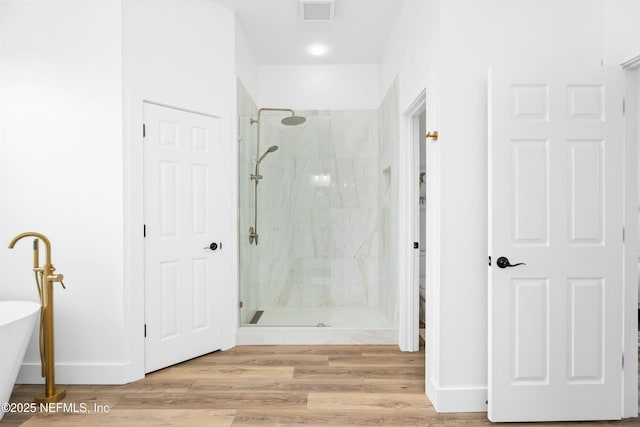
[143,102,223,373]
[488,67,624,422]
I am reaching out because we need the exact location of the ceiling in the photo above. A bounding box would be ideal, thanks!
[214,0,404,65]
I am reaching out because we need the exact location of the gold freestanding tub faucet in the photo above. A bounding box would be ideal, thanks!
[9,232,66,403]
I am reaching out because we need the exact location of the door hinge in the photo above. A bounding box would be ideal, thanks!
[622,353,625,369]
[143,224,146,237]
[239,301,244,308]
[623,98,626,115]
[488,256,492,266]
[143,123,146,138]
[144,324,147,338]
[413,242,419,249]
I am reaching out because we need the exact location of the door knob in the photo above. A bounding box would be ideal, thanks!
[204,242,219,251]
[496,256,526,269]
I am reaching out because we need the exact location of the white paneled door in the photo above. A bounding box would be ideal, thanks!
[488,68,624,422]
[143,102,223,373]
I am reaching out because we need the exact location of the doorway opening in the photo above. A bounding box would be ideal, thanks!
[417,110,426,340]
[399,89,427,352]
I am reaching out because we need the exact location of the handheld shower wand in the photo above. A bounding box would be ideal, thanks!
[249,108,306,245]
[248,145,280,245]
[250,146,279,182]
[257,145,279,164]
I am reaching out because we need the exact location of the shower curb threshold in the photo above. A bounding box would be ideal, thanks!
[236,327,398,345]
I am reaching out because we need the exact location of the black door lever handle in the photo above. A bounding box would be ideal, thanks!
[496,256,526,269]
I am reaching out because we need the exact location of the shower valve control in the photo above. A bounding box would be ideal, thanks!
[204,242,220,251]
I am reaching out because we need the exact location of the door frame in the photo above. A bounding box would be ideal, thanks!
[122,94,237,383]
[398,89,427,352]
[622,54,640,418]
[403,63,639,414]
[141,101,223,373]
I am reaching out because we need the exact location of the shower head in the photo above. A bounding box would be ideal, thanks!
[257,145,278,164]
[281,114,306,126]
[253,108,306,126]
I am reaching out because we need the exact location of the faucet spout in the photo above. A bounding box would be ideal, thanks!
[9,232,52,266]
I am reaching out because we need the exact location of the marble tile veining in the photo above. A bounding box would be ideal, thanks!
[239,96,398,329]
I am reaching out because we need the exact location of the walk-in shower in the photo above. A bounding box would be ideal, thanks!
[238,108,396,338]
[248,108,306,245]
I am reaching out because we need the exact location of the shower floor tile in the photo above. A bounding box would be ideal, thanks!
[251,306,393,328]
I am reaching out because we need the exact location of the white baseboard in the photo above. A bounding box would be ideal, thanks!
[427,377,488,413]
[237,327,397,345]
[17,362,137,385]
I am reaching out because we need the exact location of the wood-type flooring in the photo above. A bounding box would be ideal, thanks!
[1,340,638,426]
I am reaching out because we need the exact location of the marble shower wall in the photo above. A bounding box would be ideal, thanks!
[252,112,332,310]
[246,109,390,314]
[378,78,398,325]
[238,79,398,326]
[329,110,383,308]
[237,79,259,325]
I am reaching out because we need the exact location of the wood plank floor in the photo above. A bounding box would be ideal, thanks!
[1,340,638,426]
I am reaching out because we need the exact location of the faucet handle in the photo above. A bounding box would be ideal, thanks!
[47,273,66,289]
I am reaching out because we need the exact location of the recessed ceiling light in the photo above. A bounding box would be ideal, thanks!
[309,44,327,56]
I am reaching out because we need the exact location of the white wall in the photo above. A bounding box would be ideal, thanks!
[0,0,238,385]
[603,0,640,66]
[377,0,437,358]
[122,0,238,380]
[235,19,258,102]
[3,0,637,398]
[435,0,637,411]
[257,64,380,110]
[433,1,602,409]
[0,0,127,383]
[379,0,433,115]
[379,0,640,413]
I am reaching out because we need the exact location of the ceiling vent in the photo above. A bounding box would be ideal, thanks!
[298,0,335,21]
